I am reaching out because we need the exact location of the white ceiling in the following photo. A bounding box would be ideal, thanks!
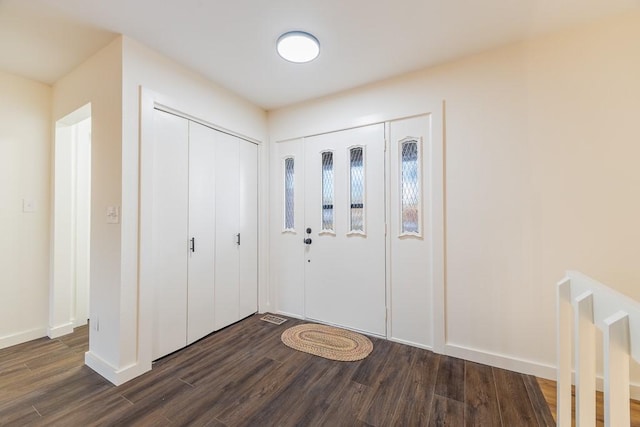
[1,0,638,109]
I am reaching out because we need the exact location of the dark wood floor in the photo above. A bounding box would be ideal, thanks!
[0,315,555,426]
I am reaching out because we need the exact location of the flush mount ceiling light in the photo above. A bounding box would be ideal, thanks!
[277,31,320,63]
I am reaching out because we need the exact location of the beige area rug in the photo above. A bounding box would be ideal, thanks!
[280,323,373,361]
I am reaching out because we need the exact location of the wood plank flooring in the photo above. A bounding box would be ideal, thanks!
[537,377,640,427]
[0,315,555,426]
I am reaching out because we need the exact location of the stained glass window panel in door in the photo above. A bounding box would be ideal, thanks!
[401,140,420,234]
[284,157,295,230]
[349,147,364,232]
[321,151,334,231]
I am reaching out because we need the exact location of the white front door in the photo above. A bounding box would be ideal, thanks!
[303,124,386,336]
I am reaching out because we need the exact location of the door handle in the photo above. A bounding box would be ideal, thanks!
[190,237,195,253]
[236,233,241,246]
[304,238,312,245]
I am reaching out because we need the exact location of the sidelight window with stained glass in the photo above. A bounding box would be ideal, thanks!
[400,138,421,235]
[284,157,295,231]
[349,146,365,233]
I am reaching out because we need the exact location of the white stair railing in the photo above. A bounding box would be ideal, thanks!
[557,271,639,426]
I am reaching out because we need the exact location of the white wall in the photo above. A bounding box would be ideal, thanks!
[52,37,123,376]
[0,71,52,348]
[52,35,267,384]
[269,11,640,386]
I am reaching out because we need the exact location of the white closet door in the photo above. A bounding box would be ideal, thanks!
[214,132,241,330]
[151,109,189,359]
[187,122,216,344]
[238,141,258,318]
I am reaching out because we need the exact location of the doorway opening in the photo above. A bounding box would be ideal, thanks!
[50,103,91,338]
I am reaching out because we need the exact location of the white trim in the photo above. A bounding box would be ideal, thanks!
[275,310,304,320]
[73,318,89,328]
[50,103,93,354]
[274,112,436,142]
[47,322,74,339]
[445,343,555,378]
[445,343,640,400]
[274,108,445,351]
[85,351,151,386]
[305,316,386,340]
[389,336,433,351]
[384,124,392,341]
[0,327,47,350]
[154,103,260,146]
[432,101,446,354]
[139,86,268,383]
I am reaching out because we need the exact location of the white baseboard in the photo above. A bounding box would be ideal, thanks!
[445,343,640,400]
[258,302,273,315]
[73,318,89,328]
[274,310,304,320]
[48,322,74,339]
[445,343,556,378]
[85,351,151,386]
[0,327,47,350]
[389,336,433,351]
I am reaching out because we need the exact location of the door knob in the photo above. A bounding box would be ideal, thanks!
[306,227,312,234]
[304,238,312,245]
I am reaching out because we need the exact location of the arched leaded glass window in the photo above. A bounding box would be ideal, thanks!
[321,151,334,232]
[400,138,421,235]
[283,157,295,231]
[349,146,365,233]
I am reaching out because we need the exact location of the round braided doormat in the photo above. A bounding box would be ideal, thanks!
[280,323,373,361]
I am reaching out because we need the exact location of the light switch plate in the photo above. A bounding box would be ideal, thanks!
[22,199,36,213]
[106,206,120,224]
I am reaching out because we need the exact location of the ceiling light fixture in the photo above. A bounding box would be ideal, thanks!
[277,31,320,63]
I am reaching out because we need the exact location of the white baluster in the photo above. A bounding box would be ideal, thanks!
[557,278,573,427]
[603,311,630,427]
[575,291,596,427]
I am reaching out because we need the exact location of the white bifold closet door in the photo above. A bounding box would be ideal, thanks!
[214,132,258,330]
[151,110,190,360]
[186,122,216,344]
[151,109,257,360]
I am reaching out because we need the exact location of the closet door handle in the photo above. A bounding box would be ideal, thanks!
[190,237,195,253]
[236,233,241,246]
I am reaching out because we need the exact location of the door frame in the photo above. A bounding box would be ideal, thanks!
[50,103,92,339]
[272,104,445,352]
[138,87,265,373]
